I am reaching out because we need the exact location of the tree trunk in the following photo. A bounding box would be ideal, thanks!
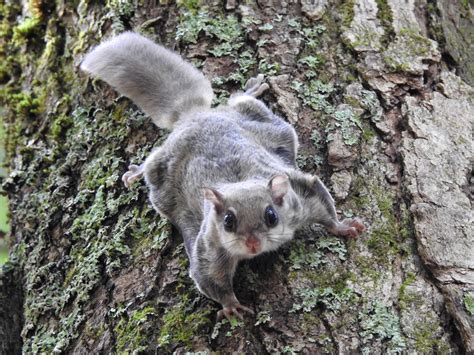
[0,0,472,353]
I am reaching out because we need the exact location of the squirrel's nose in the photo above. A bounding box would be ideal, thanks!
[245,234,261,250]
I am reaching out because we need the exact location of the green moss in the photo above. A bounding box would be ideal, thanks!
[157,294,212,349]
[354,255,381,281]
[177,0,202,11]
[8,92,43,118]
[339,0,355,27]
[115,306,155,353]
[361,126,375,141]
[398,28,432,54]
[83,322,106,344]
[365,188,401,264]
[10,95,166,352]
[413,320,450,353]
[12,16,41,44]
[130,208,171,259]
[398,272,418,310]
[50,113,73,138]
[383,28,436,73]
[463,293,474,316]
[374,0,395,45]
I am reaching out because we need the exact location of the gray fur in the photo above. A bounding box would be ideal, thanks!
[80,32,213,129]
[81,33,365,315]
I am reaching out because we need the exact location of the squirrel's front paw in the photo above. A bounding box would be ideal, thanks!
[328,218,366,238]
[217,303,254,321]
[244,74,269,98]
[122,164,145,188]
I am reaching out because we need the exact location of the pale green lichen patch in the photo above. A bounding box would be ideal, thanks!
[326,105,362,146]
[289,235,347,271]
[359,301,406,352]
[291,286,354,313]
[254,310,272,326]
[103,0,136,33]
[291,79,335,114]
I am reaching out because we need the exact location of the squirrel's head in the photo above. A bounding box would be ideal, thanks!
[203,175,302,258]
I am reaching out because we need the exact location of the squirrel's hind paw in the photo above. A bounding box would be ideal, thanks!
[328,218,366,238]
[217,303,254,321]
[244,74,269,98]
[122,164,145,188]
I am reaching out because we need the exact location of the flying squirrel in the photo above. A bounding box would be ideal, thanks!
[81,32,365,320]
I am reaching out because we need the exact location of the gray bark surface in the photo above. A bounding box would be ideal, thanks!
[0,0,472,353]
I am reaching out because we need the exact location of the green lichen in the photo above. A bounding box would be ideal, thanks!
[258,23,273,32]
[176,10,262,88]
[291,286,354,313]
[282,345,298,354]
[255,310,272,326]
[288,234,349,272]
[177,11,243,52]
[291,79,335,114]
[359,301,406,353]
[211,318,244,340]
[104,0,136,32]
[326,107,362,146]
[258,59,280,76]
[12,99,167,353]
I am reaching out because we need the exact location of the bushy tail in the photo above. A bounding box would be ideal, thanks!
[80,32,214,129]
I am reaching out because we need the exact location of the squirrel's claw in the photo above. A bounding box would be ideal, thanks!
[122,164,145,188]
[244,74,269,98]
[218,303,254,321]
[328,218,366,238]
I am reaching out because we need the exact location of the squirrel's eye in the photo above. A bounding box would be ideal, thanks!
[264,206,279,228]
[223,211,236,232]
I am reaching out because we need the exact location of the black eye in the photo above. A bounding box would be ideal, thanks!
[223,211,237,232]
[265,206,279,228]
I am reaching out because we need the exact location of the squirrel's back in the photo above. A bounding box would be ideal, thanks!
[80,32,214,129]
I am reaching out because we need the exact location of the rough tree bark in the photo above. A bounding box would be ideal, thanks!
[0,0,472,353]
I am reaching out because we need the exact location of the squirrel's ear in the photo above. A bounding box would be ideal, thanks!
[268,174,290,206]
[203,188,224,214]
